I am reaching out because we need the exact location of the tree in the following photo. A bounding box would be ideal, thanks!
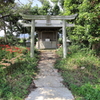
[0,0,15,42]
[51,0,64,11]
[51,4,60,15]
[39,0,50,15]
[0,0,14,6]
[64,0,100,51]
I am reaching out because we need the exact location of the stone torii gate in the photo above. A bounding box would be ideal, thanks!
[19,14,77,58]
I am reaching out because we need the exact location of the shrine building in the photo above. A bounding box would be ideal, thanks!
[19,14,77,58]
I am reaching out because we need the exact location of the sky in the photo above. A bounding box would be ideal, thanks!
[15,0,42,7]
[0,0,42,37]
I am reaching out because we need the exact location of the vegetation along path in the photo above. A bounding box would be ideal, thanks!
[25,50,74,100]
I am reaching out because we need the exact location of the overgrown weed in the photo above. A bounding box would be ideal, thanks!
[55,45,100,100]
[0,46,39,100]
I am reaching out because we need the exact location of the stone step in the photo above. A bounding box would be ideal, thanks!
[34,76,64,88]
[25,87,74,100]
[38,70,59,76]
[39,50,56,52]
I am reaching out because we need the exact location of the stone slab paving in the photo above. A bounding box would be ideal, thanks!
[25,87,73,100]
[25,50,74,100]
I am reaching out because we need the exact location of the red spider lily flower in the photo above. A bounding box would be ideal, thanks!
[2,48,5,50]
[6,45,11,48]
[6,49,13,53]
[5,45,9,47]
[12,50,17,52]
[27,47,30,51]
[15,47,20,50]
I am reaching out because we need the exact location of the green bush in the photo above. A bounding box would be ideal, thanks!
[0,47,39,100]
[0,48,7,61]
[55,45,100,100]
[71,83,100,100]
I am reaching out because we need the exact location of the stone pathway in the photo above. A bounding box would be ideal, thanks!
[25,50,74,100]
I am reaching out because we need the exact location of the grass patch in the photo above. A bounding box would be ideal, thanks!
[55,45,100,100]
[0,46,39,100]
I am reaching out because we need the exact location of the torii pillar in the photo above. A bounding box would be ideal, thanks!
[19,13,77,58]
[30,20,35,57]
[63,20,67,58]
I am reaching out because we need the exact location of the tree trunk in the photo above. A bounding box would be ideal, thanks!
[3,20,7,43]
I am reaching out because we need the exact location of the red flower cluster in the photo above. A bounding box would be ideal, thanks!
[0,44,10,48]
[0,44,30,53]
[26,47,30,51]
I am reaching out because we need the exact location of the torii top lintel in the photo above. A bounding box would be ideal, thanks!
[20,13,77,20]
